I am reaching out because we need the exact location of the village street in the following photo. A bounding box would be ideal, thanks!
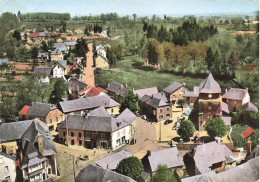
[82,43,95,86]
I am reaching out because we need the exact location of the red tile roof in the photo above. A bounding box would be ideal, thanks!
[79,85,107,97]
[29,32,40,37]
[241,127,254,139]
[67,65,73,69]
[19,105,31,115]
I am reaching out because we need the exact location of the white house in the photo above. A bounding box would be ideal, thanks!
[52,60,67,79]
[97,47,107,58]
[0,152,16,182]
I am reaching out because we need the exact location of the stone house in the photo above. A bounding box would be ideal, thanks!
[34,66,52,83]
[95,55,109,68]
[183,141,235,176]
[163,81,189,104]
[106,82,131,102]
[141,147,184,180]
[58,95,120,116]
[0,152,16,182]
[139,94,172,122]
[50,49,63,61]
[78,85,108,98]
[133,87,158,98]
[20,102,65,131]
[0,119,58,182]
[37,52,49,62]
[222,88,250,112]
[183,86,200,108]
[68,76,88,99]
[57,107,136,150]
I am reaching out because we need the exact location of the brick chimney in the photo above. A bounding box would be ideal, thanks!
[37,134,44,154]
[247,140,252,154]
[147,150,151,156]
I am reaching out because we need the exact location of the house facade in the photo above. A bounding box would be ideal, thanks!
[0,152,16,182]
[51,50,63,61]
[163,81,189,104]
[37,52,49,62]
[139,95,172,122]
[34,67,52,83]
[95,55,109,68]
[222,88,250,112]
[68,76,88,99]
[97,47,107,58]
[52,60,67,79]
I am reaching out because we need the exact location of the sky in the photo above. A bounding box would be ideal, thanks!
[0,0,258,17]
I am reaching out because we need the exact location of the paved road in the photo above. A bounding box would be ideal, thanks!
[83,43,95,86]
[123,117,162,158]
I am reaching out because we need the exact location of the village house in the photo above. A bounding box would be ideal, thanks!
[133,87,158,98]
[141,147,184,180]
[52,60,67,79]
[37,52,50,62]
[68,76,88,99]
[64,40,77,49]
[183,141,235,176]
[57,106,136,150]
[241,101,258,112]
[58,94,120,116]
[78,85,108,98]
[96,46,107,58]
[95,149,133,171]
[139,94,172,122]
[0,152,16,182]
[19,102,65,131]
[95,54,109,68]
[34,66,52,83]
[181,157,259,182]
[50,49,63,61]
[0,119,58,182]
[106,82,131,102]
[75,163,135,182]
[183,86,199,108]
[222,88,250,112]
[163,81,189,104]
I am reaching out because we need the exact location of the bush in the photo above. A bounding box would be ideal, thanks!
[153,164,177,182]
[206,118,228,138]
[177,120,195,140]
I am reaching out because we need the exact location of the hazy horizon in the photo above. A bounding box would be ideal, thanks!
[0,0,258,17]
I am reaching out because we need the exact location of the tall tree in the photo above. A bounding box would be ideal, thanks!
[205,47,215,70]
[49,78,68,104]
[177,119,195,140]
[132,14,137,22]
[119,91,139,113]
[206,118,228,138]
[229,50,240,70]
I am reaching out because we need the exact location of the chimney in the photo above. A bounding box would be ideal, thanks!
[147,150,151,156]
[116,122,121,127]
[247,140,252,154]
[225,89,227,93]
[107,83,110,88]
[37,134,44,154]
[125,84,127,88]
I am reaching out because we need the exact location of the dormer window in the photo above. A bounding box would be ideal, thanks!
[208,94,212,98]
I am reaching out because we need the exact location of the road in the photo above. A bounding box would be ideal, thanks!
[82,43,95,86]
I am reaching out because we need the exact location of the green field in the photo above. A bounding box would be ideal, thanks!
[95,56,240,91]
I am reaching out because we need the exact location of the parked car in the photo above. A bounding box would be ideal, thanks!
[164,119,173,125]
[141,115,147,120]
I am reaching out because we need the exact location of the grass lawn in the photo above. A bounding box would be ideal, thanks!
[95,56,241,92]
[231,124,259,148]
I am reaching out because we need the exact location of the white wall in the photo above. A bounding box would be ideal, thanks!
[52,64,65,79]
[242,92,250,105]
[97,49,107,58]
[111,125,130,150]
[0,154,16,182]
[38,75,50,83]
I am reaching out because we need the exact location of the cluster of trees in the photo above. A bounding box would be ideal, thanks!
[0,77,68,121]
[106,43,124,66]
[20,12,71,21]
[145,38,207,68]
[144,18,217,45]
[119,91,139,113]
[84,24,103,34]
[232,109,259,128]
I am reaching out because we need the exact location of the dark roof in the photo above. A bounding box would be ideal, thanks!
[145,147,184,172]
[58,108,135,133]
[140,95,170,108]
[222,88,248,100]
[246,145,259,161]
[0,151,16,161]
[52,42,66,48]
[27,102,57,117]
[133,87,158,98]
[221,102,230,114]
[242,102,258,112]
[59,95,119,113]
[88,106,111,117]
[153,92,168,103]
[183,86,199,98]
[53,60,67,69]
[34,66,52,75]
[163,81,185,94]
[75,163,136,182]
[188,141,234,174]
[95,149,133,170]
[0,120,34,142]
[241,127,254,139]
[64,41,76,46]
[181,157,259,182]
[107,82,131,97]
[69,77,88,92]
[37,52,49,58]
[199,73,221,93]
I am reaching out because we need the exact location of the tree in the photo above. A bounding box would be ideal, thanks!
[153,164,177,182]
[49,78,68,104]
[229,50,240,70]
[133,14,137,22]
[206,118,228,138]
[232,109,259,128]
[13,30,21,41]
[205,47,215,70]
[145,38,165,65]
[177,119,195,140]
[119,91,139,113]
[176,99,185,111]
[31,46,38,59]
[116,156,143,180]
[41,41,48,52]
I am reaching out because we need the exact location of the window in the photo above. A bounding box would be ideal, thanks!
[79,133,82,138]
[71,140,74,145]
[117,131,120,137]
[160,109,163,113]
[79,140,82,145]
[71,132,74,137]
[86,132,90,138]
[4,166,9,172]
[167,108,169,111]
[92,133,97,139]
[111,109,114,113]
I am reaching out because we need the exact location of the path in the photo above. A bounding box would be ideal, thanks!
[83,43,95,86]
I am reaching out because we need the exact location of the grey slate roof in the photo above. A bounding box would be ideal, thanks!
[107,82,131,97]
[37,52,49,58]
[59,95,119,113]
[133,87,158,98]
[199,73,221,93]
[245,145,259,161]
[181,157,259,182]
[69,77,88,92]
[75,163,136,182]
[0,151,16,161]
[146,147,184,172]
[222,88,247,100]
[163,81,185,94]
[88,106,111,117]
[183,86,199,98]
[242,102,258,112]
[27,102,57,117]
[221,101,230,114]
[0,120,33,142]
[153,92,169,103]
[221,116,231,126]
[95,149,133,170]
[52,42,66,48]
[64,41,77,46]
[34,66,52,75]
[140,95,170,108]
[54,59,67,69]
[188,141,234,174]
[0,58,10,65]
